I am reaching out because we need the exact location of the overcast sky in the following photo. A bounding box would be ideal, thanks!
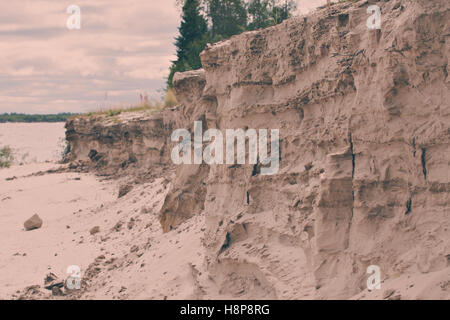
[0,0,325,114]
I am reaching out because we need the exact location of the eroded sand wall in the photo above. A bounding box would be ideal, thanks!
[65,0,449,299]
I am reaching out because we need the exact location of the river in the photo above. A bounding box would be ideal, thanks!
[0,123,66,165]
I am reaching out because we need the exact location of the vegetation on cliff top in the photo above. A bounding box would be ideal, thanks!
[78,88,178,119]
[168,0,297,88]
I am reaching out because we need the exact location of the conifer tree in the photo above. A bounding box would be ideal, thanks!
[168,0,297,88]
[270,0,296,25]
[247,0,272,30]
[168,0,208,87]
[207,0,247,40]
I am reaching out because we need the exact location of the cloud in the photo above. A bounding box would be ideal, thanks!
[0,27,65,38]
[295,0,328,14]
[0,0,327,114]
[0,0,180,114]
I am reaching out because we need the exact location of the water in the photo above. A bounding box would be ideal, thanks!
[0,123,66,165]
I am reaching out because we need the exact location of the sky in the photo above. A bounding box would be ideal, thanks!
[0,0,325,114]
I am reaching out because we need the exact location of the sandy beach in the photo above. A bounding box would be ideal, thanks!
[0,163,114,298]
[0,162,209,299]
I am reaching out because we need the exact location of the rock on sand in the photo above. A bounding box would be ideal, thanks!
[23,214,43,231]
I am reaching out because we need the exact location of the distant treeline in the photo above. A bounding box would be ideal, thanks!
[0,113,79,123]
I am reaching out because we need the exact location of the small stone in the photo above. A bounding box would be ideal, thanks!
[118,184,133,198]
[95,255,105,261]
[140,207,149,214]
[44,273,64,290]
[383,289,396,299]
[51,286,64,296]
[24,214,43,231]
[113,221,123,232]
[90,226,100,235]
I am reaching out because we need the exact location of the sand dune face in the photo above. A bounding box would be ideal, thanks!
[191,0,449,299]
[2,0,449,300]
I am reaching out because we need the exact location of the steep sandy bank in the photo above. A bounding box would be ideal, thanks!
[165,0,449,299]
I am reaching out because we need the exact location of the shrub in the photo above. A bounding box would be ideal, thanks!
[57,137,71,160]
[82,90,178,120]
[164,88,178,108]
[0,146,14,168]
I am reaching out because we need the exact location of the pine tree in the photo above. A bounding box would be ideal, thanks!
[247,0,296,31]
[207,0,247,40]
[247,0,272,30]
[168,0,297,88]
[168,0,208,88]
[270,0,296,25]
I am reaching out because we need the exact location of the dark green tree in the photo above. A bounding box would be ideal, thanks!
[247,0,272,30]
[246,0,296,31]
[207,0,247,40]
[168,0,208,87]
[168,0,297,88]
[270,0,296,25]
